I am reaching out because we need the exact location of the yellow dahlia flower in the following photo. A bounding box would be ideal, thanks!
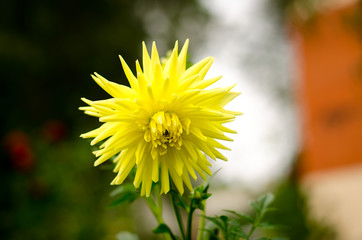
[80,40,240,197]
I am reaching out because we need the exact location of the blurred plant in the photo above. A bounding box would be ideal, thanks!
[0,130,134,239]
[203,193,283,240]
[264,178,336,240]
[110,180,285,240]
[273,0,362,26]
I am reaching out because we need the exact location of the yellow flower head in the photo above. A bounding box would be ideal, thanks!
[80,40,241,197]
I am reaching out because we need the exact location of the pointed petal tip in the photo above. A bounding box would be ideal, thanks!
[174,40,179,49]
[152,41,157,48]
[182,38,189,49]
[90,75,98,82]
[223,146,232,151]
[206,56,215,62]
[119,55,128,68]
[90,140,97,146]
[133,180,140,189]
[229,83,237,89]
[81,98,92,105]
[142,41,148,51]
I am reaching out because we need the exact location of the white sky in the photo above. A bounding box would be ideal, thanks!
[195,0,298,191]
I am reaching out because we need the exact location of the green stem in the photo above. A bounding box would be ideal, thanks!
[157,189,163,212]
[186,201,196,240]
[247,225,256,240]
[144,197,163,224]
[171,194,186,240]
[247,211,262,240]
[196,201,206,240]
[144,196,172,240]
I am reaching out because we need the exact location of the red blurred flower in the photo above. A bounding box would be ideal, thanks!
[3,131,35,172]
[41,120,67,143]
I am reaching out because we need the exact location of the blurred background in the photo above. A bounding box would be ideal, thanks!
[0,0,361,239]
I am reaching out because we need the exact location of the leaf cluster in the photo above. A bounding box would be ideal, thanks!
[190,184,212,211]
[204,193,286,240]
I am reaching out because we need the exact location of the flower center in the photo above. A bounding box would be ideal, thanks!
[144,111,184,159]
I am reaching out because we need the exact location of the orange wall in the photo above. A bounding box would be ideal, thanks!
[293,3,362,175]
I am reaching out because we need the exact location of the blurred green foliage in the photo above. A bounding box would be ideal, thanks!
[265,179,336,240]
[0,0,208,131]
[204,193,282,240]
[0,0,146,132]
[1,133,131,240]
[0,0,208,239]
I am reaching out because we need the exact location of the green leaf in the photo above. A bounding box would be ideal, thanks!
[169,189,189,211]
[152,224,179,240]
[202,184,210,193]
[152,223,172,234]
[251,193,275,218]
[220,215,229,223]
[202,193,212,200]
[190,184,212,210]
[108,192,139,207]
[260,193,274,208]
[231,230,248,239]
[224,210,254,224]
[228,219,241,228]
[204,216,224,230]
[110,183,137,197]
